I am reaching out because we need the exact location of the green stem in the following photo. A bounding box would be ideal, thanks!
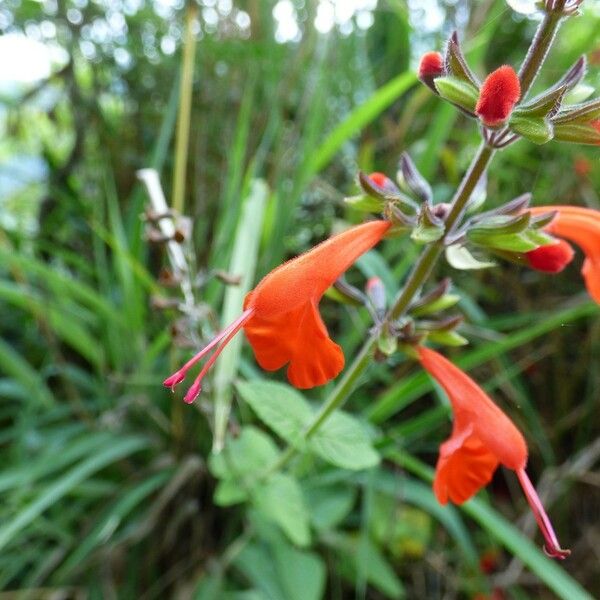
[171,3,198,214]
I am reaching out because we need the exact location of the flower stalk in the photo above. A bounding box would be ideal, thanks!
[268,10,567,472]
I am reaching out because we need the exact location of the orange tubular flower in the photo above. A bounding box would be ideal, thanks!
[418,346,570,559]
[475,65,521,127]
[164,220,390,402]
[528,206,600,304]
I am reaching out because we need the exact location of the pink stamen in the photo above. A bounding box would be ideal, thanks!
[181,309,254,404]
[516,468,571,560]
[163,309,254,390]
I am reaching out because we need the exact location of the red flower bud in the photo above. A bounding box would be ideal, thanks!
[418,51,444,81]
[368,172,388,188]
[525,239,575,273]
[476,66,521,127]
[418,51,444,93]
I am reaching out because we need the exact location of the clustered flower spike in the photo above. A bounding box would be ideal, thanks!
[527,206,600,303]
[418,346,570,559]
[164,220,390,402]
[476,65,521,127]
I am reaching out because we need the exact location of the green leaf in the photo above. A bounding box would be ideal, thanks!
[310,411,380,470]
[434,76,479,113]
[273,539,326,600]
[336,534,405,599]
[235,381,312,448]
[0,436,149,551]
[255,474,311,547]
[306,485,357,530]
[238,380,380,470]
[209,426,279,482]
[445,245,496,270]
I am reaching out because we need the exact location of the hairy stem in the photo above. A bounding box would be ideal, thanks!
[518,8,564,100]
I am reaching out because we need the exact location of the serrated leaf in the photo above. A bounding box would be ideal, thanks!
[310,412,380,470]
[236,381,312,448]
[509,115,554,144]
[428,330,469,347]
[255,473,311,546]
[434,76,479,113]
[445,245,496,270]
[237,381,379,471]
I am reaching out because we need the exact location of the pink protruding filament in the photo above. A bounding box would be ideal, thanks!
[182,309,254,404]
[516,468,571,560]
[163,309,254,391]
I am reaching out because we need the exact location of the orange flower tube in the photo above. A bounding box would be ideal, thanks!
[164,220,390,402]
[528,206,600,304]
[418,346,570,559]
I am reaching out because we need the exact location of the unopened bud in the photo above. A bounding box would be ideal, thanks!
[476,66,521,127]
[418,51,444,92]
[525,239,575,273]
[366,277,386,314]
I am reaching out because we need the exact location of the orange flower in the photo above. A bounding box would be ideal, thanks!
[164,220,390,402]
[476,66,521,127]
[528,206,600,303]
[418,346,570,559]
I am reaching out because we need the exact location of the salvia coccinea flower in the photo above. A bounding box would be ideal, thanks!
[475,65,521,127]
[164,220,391,402]
[418,346,570,559]
[527,206,600,304]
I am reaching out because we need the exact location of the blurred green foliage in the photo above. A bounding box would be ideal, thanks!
[0,0,599,598]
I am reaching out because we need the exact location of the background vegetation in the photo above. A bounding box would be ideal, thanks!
[0,0,599,597]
